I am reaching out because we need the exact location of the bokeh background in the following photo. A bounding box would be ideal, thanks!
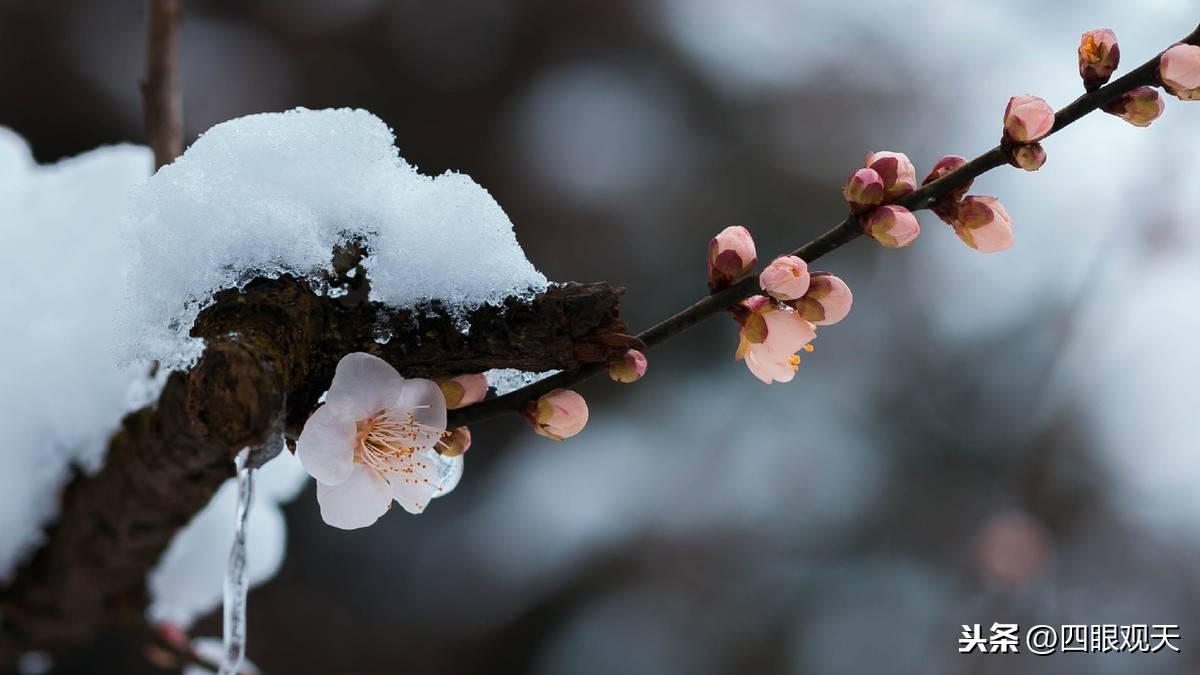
[4,1,1200,673]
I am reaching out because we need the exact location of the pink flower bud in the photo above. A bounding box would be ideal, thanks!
[952,196,1014,253]
[436,373,489,409]
[708,225,757,290]
[863,205,920,248]
[608,349,648,383]
[1010,143,1046,172]
[436,426,472,457]
[1159,43,1200,99]
[865,151,917,200]
[1003,95,1055,143]
[734,297,816,384]
[524,389,589,441]
[1078,29,1120,91]
[921,153,969,204]
[843,167,885,213]
[758,255,811,301]
[1103,86,1165,127]
[789,272,852,326]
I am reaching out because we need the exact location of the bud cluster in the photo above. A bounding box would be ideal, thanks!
[1001,95,1054,171]
[843,151,922,248]
[704,226,855,384]
[922,156,1014,253]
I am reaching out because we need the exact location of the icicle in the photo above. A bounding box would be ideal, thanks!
[219,446,255,675]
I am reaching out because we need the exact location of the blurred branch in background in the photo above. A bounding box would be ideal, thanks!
[140,0,183,170]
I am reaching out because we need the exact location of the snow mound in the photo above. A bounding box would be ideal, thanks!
[0,129,154,580]
[120,107,547,369]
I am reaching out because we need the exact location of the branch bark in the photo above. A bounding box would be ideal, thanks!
[0,277,627,670]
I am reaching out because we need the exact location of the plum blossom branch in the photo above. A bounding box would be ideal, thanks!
[447,21,1200,429]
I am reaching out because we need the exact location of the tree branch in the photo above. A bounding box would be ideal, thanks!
[447,22,1200,428]
[0,277,627,669]
[140,0,183,170]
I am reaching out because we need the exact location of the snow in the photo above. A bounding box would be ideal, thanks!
[485,368,559,395]
[148,451,309,629]
[0,124,310,630]
[0,130,155,580]
[119,107,548,370]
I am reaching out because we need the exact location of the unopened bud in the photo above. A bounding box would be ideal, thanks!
[1010,143,1047,171]
[1078,29,1120,91]
[436,426,472,457]
[608,349,648,383]
[863,205,920,248]
[789,272,852,326]
[952,195,1014,253]
[759,255,811,301]
[922,155,972,224]
[1003,95,1055,143]
[864,151,917,200]
[1159,43,1200,99]
[1103,86,1164,127]
[524,389,589,441]
[436,373,489,409]
[708,225,757,290]
[843,167,885,213]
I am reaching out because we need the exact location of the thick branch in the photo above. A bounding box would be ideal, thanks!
[140,0,183,170]
[0,278,626,669]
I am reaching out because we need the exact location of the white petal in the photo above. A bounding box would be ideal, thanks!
[295,403,357,485]
[316,465,393,529]
[385,449,445,514]
[390,378,448,450]
[326,352,406,418]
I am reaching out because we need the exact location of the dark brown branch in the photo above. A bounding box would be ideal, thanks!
[140,0,183,170]
[448,22,1200,428]
[0,277,626,669]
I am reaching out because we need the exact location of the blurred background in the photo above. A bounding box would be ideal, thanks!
[4,0,1200,673]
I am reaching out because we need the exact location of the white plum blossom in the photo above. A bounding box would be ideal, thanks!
[296,352,462,529]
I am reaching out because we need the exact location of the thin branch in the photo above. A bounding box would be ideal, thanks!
[140,0,183,170]
[448,22,1200,429]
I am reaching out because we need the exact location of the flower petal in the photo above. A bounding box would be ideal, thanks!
[389,378,448,451]
[295,403,358,485]
[386,449,445,514]
[745,347,796,384]
[326,352,407,418]
[316,465,393,529]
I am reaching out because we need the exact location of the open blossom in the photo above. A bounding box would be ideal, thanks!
[525,389,589,440]
[789,273,852,326]
[759,255,810,301]
[865,151,917,200]
[1159,43,1200,99]
[296,352,461,529]
[1078,29,1120,90]
[735,296,816,384]
[863,205,920,248]
[708,225,757,289]
[1003,95,1055,143]
[951,196,1014,253]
